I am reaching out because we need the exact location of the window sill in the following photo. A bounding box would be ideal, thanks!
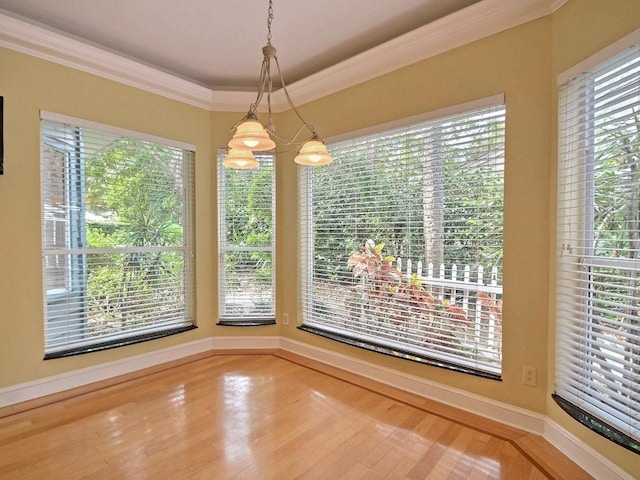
[298,324,501,381]
[552,394,639,455]
[217,318,276,327]
[44,324,197,360]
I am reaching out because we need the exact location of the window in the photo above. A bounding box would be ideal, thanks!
[217,151,275,325]
[41,113,196,358]
[300,98,505,378]
[555,43,640,454]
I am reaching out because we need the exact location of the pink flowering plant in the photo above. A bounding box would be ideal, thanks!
[346,240,475,346]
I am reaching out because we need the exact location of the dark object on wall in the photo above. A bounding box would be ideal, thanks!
[0,96,3,175]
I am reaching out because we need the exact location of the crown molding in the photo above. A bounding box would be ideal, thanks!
[0,11,214,110]
[211,90,259,113]
[0,0,558,113]
[270,0,558,111]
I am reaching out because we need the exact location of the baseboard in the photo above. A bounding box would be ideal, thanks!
[211,335,280,351]
[279,337,546,435]
[0,337,216,409]
[544,418,635,480]
[0,335,287,410]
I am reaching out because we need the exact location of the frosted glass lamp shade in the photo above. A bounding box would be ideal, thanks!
[294,140,333,166]
[228,119,276,151]
[223,148,259,169]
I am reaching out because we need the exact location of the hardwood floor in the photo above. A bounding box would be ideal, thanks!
[0,353,592,479]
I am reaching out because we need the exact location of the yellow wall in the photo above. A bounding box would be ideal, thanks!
[0,0,639,476]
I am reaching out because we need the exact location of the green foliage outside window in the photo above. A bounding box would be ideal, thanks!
[84,140,186,334]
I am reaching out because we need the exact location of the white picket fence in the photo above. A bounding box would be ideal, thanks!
[396,259,502,352]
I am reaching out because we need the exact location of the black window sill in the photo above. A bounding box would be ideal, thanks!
[217,318,276,327]
[298,324,501,381]
[552,394,640,456]
[44,324,197,360]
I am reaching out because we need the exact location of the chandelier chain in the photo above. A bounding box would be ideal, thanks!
[267,0,274,46]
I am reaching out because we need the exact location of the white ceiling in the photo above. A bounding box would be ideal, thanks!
[0,0,481,89]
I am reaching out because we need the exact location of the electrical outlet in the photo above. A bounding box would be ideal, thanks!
[523,366,537,386]
[283,313,289,325]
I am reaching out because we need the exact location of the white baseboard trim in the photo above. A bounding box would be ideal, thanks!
[211,335,281,351]
[544,418,635,480]
[0,337,214,407]
[0,336,283,409]
[279,337,546,435]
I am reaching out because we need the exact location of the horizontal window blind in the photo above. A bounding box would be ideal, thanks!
[41,116,195,356]
[556,43,640,453]
[300,102,505,377]
[218,151,275,322]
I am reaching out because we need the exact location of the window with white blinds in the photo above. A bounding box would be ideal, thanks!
[218,151,275,325]
[555,43,640,454]
[299,100,505,378]
[41,113,196,357]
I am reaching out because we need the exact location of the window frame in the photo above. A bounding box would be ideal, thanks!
[217,150,276,326]
[41,112,197,358]
[298,96,506,378]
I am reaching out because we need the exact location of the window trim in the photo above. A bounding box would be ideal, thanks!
[325,94,504,145]
[44,325,197,359]
[41,111,196,151]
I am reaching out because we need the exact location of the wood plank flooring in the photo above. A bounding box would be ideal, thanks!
[0,353,591,479]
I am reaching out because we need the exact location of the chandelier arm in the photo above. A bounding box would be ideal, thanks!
[266,57,274,130]
[273,56,318,137]
[252,58,272,113]
[267,123,314,146]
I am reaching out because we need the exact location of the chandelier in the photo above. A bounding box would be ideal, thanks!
[224,0,333,169]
